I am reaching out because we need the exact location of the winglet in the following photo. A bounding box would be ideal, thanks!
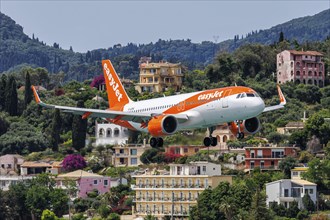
[31,85,41,104]
[277,84,286,105]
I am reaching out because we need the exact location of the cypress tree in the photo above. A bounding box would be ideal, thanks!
[279,31,284,43]
[5,77,18,116]
[50,109,61,152]
[72,100,87,151]
[24,72,33,108]
[0,75,7,110]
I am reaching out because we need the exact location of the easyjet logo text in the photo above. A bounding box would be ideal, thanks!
[198,90,223,100]
[104,63,123,102]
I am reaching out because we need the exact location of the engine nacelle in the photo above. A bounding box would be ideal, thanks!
[148,115,178,137]
[229,117,261,136]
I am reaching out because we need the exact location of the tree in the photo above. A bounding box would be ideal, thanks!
[140,148,161,164]
[62,154,87,171]
[72,100,87,151]
[279,156,298,178]
[41,209,58,220]
[24,72,33,108]
[249,189,273,220]
[278,31,284,43]
[5,76,18,116]
[287,200,300,218]
[302,193,315,213]
[266,132,286,144]
[49,109,61,151]
[0,74,7,110]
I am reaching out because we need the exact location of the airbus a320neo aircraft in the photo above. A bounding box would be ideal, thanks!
[32,60,286,148]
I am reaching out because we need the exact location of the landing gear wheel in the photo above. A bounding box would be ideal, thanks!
[203,137,211,147]
[150,137,157,148]
[157,138,164,147]
[211,137,217,146]
[237,132,244,139]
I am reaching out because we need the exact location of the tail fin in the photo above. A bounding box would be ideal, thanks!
[102,60,132,110]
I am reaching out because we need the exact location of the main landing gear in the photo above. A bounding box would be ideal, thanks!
[150,137,164,148]
[203,126,217,147]
[235,120,245,140]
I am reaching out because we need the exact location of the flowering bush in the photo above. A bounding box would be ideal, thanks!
[90,74,104,88]
[164,152,182,163]
[62,154,87,171]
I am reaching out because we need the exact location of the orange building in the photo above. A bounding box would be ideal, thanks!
[245,146,298,171]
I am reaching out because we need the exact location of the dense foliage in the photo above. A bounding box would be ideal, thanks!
[62,154,87,171]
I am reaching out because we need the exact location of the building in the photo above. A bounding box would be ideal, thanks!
[212,123,236,150]
[0,175,33,191]
[135,62,183,93]
[245,146,298,171]
[0,154,24,175]
[132,161,232,219]
[95,121,129,146]
[277,121,305,135]
[165,145,206,157]
[291,167,308,180]
[56,170,111,198]
[21,161,63,176]
[266,179,317,209]
[112,144,151,167]
[111,177,128,188]
[277,50,325,87]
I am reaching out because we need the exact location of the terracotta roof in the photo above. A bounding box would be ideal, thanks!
[57,170,103,179]
[287,50,323,56]
[291,167,308,171]
[140,62,181,69]
[21,162,52,168]
[292,179,316,186]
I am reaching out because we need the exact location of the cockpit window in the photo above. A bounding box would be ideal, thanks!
[246,93,255,97]
[240,93,246,98]
[236,94,241,99]
[254,92,260,97]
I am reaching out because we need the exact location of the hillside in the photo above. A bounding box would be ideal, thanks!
[0,9,329,81]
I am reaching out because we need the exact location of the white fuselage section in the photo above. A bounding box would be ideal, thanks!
[121,87,265,132]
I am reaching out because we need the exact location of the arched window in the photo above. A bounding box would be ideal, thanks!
[319,80,324,88]
[217,135,221,143]
[295,79,300,84]
[308,79,312,84]
[308,71,312,76]
[291,71,293,76]
[296,62,300,67]
[296,71,300,76]
[314,80,318,86]
[223,135,228,143]
[99,128,105,137]
[319,72,322,77]
[106,128,112,137]
[303,79,306,84]
[114,128,120,137]
[314,71,317,76]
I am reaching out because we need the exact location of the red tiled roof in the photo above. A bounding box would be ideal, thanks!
[287,50,323,56]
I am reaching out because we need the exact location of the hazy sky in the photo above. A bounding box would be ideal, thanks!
[0,1,329,53]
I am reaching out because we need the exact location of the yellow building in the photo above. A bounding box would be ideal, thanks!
[112,144,151,167]
[135,62,183,93]
[132,162,232,219]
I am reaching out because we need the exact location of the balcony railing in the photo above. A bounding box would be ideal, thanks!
[248,155,284,159]
[135,210,189,216]
[132,184,206,189]
[134,196,196,202]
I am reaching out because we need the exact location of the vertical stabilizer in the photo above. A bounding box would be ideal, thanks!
[102,60,132,110]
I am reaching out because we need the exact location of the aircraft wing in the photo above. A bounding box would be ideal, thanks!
[263,84,286,113]
[32,86,188,123]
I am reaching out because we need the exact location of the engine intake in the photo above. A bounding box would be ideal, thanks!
[229,117,261,136]
[148,115,178,137]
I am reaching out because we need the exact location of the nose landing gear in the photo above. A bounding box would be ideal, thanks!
[203,126,217,147]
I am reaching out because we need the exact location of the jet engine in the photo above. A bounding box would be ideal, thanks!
[148,115,178,137]
[229,117,261,138]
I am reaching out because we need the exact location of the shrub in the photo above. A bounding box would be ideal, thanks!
[62,154,87,171]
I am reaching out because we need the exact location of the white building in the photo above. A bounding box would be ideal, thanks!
[266,179,317,209]
[95,121,129,146]
[291,167,308,180]
[0,176,33,191]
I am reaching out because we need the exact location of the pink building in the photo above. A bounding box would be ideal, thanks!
[56,170,111,198]
[277,50,325,87]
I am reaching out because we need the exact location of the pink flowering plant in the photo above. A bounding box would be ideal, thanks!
[62,154,87,171]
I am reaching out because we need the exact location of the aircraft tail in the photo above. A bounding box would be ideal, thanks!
[102,60,132,110]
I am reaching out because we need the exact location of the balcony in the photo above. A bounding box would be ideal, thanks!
[134,210,189,216]
[134,196,196,203]
[247,155,284,159]
[132,184,206,189]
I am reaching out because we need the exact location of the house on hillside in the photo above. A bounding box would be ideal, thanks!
[277,50,325,87]
[20,161,63,175]
[0,154,24,175]
[56,170,111,198]
[95,121,129,146]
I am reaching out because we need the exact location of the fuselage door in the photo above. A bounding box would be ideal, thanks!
[222,89,231,108]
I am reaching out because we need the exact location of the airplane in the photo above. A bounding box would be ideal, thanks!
[32,59,286,148]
